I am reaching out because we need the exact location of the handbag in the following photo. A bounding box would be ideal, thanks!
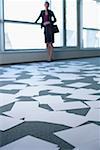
[53,25,59,33]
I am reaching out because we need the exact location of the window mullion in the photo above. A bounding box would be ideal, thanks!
[0,0,5,52]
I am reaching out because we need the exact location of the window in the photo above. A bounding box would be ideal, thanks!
[5,23,45,49]
[4,0,63,50]
[51,0,63,47]
[4,0,44,22]
[83,0,100,48]
[66,0,77,47]
[83,29,100,48]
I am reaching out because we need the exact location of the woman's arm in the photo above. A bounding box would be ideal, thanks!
[35,11,42,23]
[52,11,57,24]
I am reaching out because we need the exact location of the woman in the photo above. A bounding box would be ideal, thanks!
[35,1,57,61]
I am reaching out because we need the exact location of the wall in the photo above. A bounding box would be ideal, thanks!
[0,48,100,65]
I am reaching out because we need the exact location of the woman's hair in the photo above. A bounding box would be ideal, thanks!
[45,1,49,7]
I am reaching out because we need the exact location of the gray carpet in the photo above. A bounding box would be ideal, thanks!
[0,57,100,150]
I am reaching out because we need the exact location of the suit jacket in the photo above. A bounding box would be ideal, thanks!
[35,10,57,28]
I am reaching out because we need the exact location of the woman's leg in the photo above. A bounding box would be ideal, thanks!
[45,26,54,61]
[47,43,53,61]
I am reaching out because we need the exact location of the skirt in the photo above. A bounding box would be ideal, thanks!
[44,24,54,43]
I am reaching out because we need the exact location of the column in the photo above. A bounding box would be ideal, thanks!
[0,0,4,52]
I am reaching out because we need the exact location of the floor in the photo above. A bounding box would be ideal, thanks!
[0,57,100,150]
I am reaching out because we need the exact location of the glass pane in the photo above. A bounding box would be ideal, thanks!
[5,23,45,49]
[4,0,47,22]
[83,0,100,29]
[83,0,100,48]
[83,29,100,48]
[51,0,63,47]
[66,0,77,46]
[4,0,63,49]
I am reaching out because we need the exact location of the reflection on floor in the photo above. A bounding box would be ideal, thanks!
[0,57,100,150]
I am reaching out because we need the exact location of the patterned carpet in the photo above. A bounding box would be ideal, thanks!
[0,57,100,150]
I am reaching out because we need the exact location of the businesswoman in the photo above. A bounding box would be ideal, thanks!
[35,1,57,61]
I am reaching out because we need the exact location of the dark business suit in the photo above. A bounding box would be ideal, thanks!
[35,10,57,43]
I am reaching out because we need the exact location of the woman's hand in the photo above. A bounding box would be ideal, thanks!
[34,21,37,24]
[43,21,50,26]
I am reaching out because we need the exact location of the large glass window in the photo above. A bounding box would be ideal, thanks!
[51,0,63,47]
[2,0,100,51]
[83,0,100,48]
[66,0,77,47]
[4,0,63,50]
[4,0,45,22]
[5,23,45,49]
